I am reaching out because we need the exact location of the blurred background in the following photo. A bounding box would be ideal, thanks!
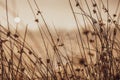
[0,0,118,30]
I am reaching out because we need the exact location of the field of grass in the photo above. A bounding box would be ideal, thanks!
[0,0,120,80]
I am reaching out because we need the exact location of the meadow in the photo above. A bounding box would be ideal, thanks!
[0,0,120,80]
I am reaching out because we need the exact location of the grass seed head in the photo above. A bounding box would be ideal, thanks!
[14,34,19,38]
[93,3,97,7]
[75,68,80,72]
[113,14,117,17]
[83,30,90,35]
[79,58,86,65]
[76,2,79,7]
[46,59,50,63]
[7,31,11,37]
[35,19,39,23]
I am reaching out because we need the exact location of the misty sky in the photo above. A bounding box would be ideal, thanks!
[0,0,119,30]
